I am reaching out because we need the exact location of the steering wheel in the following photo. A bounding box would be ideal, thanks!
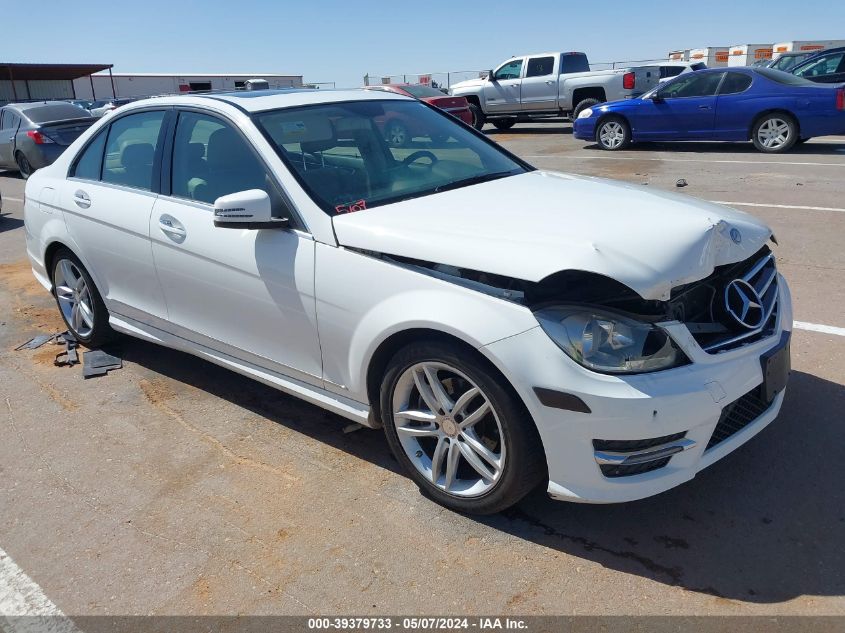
[401,150,438,168]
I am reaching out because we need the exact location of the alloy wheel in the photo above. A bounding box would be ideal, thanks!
[391,361,505,497]
[599,121,625,149]
[756,118,791,150]
[54,258,95,338]
[16,153,32,179]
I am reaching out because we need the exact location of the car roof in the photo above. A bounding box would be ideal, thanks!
[125,88,410,113]
[3,100,76,111]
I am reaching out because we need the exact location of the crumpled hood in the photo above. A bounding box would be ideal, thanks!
[332,171,772,301]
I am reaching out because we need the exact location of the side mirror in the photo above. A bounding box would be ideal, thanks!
[213,189,289,230]
[486,70,495,82]
[651,91,666,103]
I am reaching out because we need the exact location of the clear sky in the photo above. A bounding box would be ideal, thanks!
[5,0,845,88]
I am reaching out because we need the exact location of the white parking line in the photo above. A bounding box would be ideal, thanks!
[710,200,845,213]
[3,197,23,203]
[524,154,845,168]
[0,548,79,631]
[793,321,845,337]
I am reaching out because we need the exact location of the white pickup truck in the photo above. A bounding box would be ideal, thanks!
[450,52,660,129]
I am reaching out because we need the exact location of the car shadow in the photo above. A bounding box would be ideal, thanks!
[485,125,573,136]
[0,214,24,233]
[115,337,842,604]
[582,140,845,155]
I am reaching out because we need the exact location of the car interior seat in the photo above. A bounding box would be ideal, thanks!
[118,143,154,189]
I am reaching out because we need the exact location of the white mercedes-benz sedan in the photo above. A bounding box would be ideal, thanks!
[23,89,792,514]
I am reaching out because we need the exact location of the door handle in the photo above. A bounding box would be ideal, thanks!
[545,80,554,85]
[158,215,187,242]
[73,190,91,209]
[698,105,712,110]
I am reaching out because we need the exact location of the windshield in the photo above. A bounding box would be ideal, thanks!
[253,100,529,214]
[770,53,810,71]
[403,84,447,98]
[24,104,91,123]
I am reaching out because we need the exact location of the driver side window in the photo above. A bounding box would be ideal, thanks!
[660,72,725,98]
[494,60,523,81]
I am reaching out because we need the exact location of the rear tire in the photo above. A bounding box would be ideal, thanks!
[468,103,486,130]
[751,113,798,153]
[572,98,601,122]
[380,340,546,515]
[15,152,33,180]
[595,116,631,150]
[50,247,115,348]
[492,119,516,130]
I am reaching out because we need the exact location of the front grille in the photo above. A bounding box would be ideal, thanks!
[706,387,772,450]
[600,458,672,478]
[670,248,780,354]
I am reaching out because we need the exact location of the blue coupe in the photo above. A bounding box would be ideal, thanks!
[573,67,845,153]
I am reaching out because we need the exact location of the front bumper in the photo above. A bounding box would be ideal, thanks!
[572,117,597,141]
[482,274,793,504]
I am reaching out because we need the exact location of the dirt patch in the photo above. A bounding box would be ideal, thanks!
[10,301,65,334]
[0,260,44,297]
[140,377,177,404]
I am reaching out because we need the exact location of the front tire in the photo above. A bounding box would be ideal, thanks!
[380,340,545,514]
[51,248,114,347]
[572,98,601,122]
[596,116,631,150]
[752,114,798,153]
[15,152,33,180]
[468,103,486,130]
[492,119,516,131]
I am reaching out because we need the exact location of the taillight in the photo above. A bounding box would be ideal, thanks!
[623,72,635,90]
[837,87,844,110]
[26,130,55,145]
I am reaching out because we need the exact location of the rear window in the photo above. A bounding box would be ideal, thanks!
[754,67,818,86]
[403,84,447,98]
[23,104,91,123]
[560,53,590,74]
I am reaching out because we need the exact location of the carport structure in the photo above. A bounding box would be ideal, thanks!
[0,62,115,104]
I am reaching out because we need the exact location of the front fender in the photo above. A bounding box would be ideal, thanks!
[315,244,538,401]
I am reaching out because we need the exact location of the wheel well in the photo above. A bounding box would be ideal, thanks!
[464,95,481,108]
[43,241,68,280]
[748,109,799,140]
[572,87,606,107]
[365,328,521,425]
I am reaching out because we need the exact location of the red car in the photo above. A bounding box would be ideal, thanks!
[363,83,474,146]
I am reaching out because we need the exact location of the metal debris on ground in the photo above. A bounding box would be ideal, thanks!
[15,333,57,351]
[82,350,123,379]
[676,178,688,188]
[54,331,79,367]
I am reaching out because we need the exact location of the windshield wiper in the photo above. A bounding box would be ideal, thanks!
[433,170,519,194]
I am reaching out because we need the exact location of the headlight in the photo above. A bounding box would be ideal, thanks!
[534,305,688,374]
[577,108,593,119]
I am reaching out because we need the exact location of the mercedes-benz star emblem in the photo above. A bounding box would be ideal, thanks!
[730,228,742,244]
[724,279,765,329]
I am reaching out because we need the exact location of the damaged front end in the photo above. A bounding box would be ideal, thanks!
[361,240,781,368]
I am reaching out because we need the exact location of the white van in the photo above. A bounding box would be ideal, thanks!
[689,47,730,68]
[772,40,845,58]
[728,44,773,66]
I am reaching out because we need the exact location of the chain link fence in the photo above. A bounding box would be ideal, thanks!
[362,70,486,90]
